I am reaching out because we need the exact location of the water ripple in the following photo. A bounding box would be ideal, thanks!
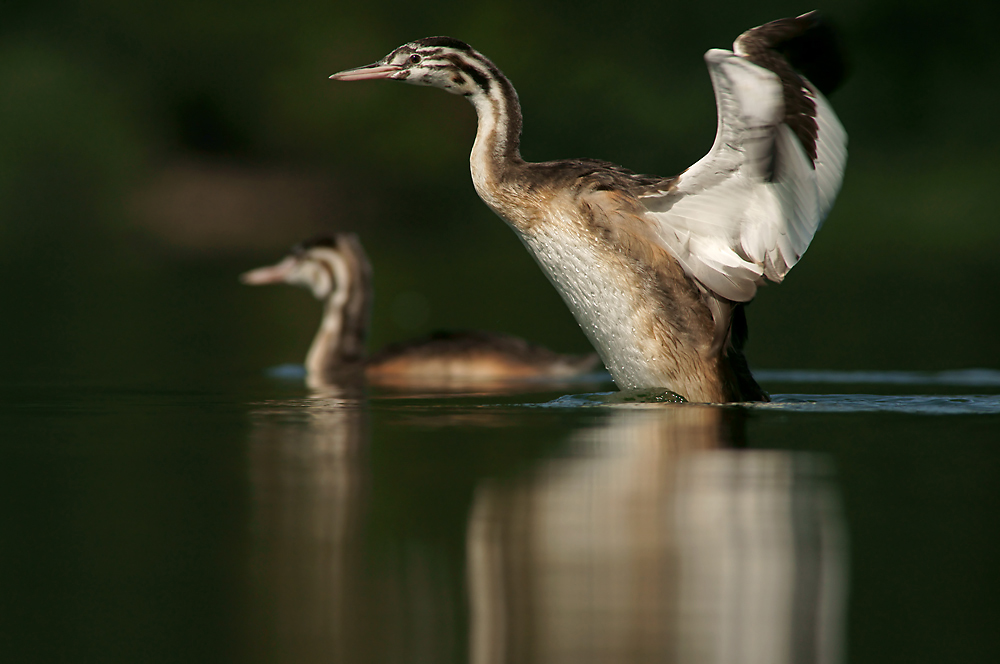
[757,394,1000,415]
[756,368,1000,386]
[538,391,1000,415]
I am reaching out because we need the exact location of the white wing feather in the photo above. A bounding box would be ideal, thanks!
[640,48,847,302]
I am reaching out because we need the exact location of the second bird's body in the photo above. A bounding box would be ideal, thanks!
[242,235,600,390]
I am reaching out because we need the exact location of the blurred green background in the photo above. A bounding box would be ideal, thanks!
[2,0,998,385]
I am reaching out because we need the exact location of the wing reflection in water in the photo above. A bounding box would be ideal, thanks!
[247,398,845,664]
[673,451,844,664]
[467,406,845,664]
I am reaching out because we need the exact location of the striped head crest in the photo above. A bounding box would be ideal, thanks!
[332,37,497,97]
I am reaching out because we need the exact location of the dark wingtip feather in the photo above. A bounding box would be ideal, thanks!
[738,12,850,96]
[777,13,849,96]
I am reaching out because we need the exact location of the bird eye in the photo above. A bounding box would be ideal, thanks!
[409,54,422,64]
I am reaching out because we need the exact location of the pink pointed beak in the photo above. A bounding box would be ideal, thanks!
[240,257,296,285]
[330,63,403,81]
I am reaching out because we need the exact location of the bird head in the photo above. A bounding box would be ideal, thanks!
[241,235,358,301]
[331,37,492,97]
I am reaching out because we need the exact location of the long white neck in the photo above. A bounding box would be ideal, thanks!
[466,66,524,210]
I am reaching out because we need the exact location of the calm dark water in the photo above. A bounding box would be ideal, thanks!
[4,4,999,660]
[2,370,998,664]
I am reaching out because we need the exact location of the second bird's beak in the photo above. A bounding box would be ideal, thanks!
[330,63,403,81]
[240,257,297,285]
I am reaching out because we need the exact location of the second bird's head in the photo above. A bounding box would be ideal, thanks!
[331,37,496,97]
[240,234,369,302]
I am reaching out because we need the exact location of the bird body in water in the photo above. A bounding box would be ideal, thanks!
[241,234,601,389]
[331,12,848,402]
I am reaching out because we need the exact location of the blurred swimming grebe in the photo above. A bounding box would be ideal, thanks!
[241,234,600,388]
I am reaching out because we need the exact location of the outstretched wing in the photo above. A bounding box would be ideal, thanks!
[638,12,847,303]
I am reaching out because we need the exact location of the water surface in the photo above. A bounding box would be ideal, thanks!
[2,370,998,663]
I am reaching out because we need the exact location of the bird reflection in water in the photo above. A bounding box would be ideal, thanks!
[247,387,371,663]
[247,398,845,664]
[467,407,844,664]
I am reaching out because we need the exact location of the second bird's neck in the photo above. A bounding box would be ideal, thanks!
[304,262,372,383]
